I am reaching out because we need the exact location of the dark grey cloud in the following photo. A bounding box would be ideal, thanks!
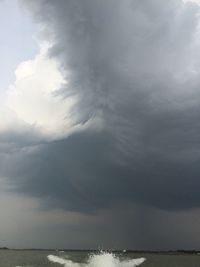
[2,129,200,213]
[2,0,200,248]
[12,0,200,211]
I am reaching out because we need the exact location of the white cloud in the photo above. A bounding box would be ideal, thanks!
[1,42,78,140]
[183,0,200,4]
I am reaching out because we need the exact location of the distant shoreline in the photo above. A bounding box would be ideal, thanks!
[0,248,200,255]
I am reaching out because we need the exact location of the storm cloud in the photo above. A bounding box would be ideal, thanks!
[1,0,200,248]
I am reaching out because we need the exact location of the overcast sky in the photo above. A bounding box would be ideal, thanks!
[1,0,200,250]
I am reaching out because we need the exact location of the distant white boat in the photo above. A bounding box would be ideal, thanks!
[123,250,126,253]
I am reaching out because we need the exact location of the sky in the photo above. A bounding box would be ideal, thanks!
[0,0,39,99]
[1,0,200,250]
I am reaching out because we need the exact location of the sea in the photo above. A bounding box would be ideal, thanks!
[0,250,199,267]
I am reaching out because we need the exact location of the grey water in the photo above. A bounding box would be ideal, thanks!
[0,250,199,267]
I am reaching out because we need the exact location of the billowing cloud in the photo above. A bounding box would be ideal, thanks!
[1,0,200,248]
[9,0,200,209]
[1,42,79,141]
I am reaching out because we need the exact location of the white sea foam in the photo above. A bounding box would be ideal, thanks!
[47,252,146,267]
[48,255,83,267]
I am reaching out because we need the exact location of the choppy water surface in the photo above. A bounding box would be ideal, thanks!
[0,250,199,267]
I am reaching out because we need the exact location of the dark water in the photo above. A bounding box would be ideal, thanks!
[0,250,199,267]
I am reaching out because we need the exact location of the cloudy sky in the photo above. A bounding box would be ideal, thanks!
[1,0,200,250]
